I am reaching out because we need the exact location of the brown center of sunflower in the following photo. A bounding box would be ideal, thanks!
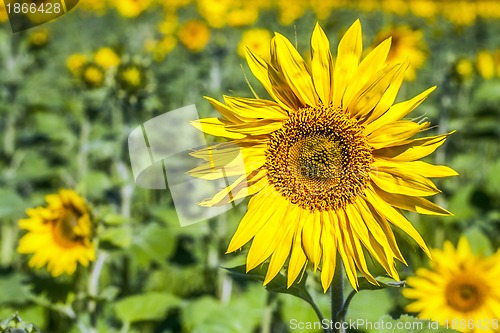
[445,275,486,313]
[265,105,373,211]
[53,209,83,248]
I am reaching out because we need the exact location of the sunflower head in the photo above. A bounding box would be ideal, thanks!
[178,19,211,53]
[190,20,456,292]
[66,53,88,76]
[237,29,272,60]
[94,47,121,69]
[80,62,106,89]
[17,189,95,277]
[403,237,500,331]
[115,62,149,96]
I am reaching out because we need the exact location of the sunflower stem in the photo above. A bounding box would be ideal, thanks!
[330,253,345,333]
[87,251,108,333]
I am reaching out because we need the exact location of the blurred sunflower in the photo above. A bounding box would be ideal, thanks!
[189,20,456,292]
[66,53,88,76]
[237,29,272,60]
[94,47,121,69]
[17,189,95,277]
[80,62,106,89]
[115,62,148,95]
[110,0,153,18]
[178,19,211,53]
[453,58,474,83]
[372,25,427,81]
[476,50,495,80]
[403,237,500,332]
[28,29,50,49]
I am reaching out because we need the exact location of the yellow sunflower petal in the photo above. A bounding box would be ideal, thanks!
[191,118,246,139]
[226,189,278,253]
[348,62,406,120]
[343,37,391,107]
[365,185,430,257]
[333,209,359,289]
[373,187,452,216]
[370,169,441,197]
[287,212,308,287]
[373,159,458,178]
[271,32,318,106]
[320,211,337,292]
[246,195,291,271]
[373,132,453,161]
[301,211,322,270]
[264,204,299,284]
[333,19,362,109]
[364,86,436,135]
[311,23,334,105]
[223,96,288,120]
[368,120,430,149]
[245,47,292,112]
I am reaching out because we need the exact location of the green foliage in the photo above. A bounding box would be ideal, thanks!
[226,264,317,307]
[114,292,181,324]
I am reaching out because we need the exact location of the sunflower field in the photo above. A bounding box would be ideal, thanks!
[0,0,500,333]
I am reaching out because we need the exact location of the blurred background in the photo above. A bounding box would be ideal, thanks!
[0,0,499,332]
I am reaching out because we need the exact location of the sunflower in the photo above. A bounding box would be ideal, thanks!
[178,19,211,53]
[17,189,95,277]
[237,29,272,60]
[189,20,456,292]
[403,237,500,333]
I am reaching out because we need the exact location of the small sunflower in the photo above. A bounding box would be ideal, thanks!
[66,53,88,76]
[115,62,148,95]
[17,189,95,277]
[94,47,121,69]
[237,29,272,60]
[403,237,500,332]
[189,20,456,292]
[80,62,106,89]
[178,19,211,53]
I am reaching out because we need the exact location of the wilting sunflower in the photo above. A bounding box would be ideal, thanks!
[189,20,456,292]
[403,237,500,332]
[17,189,95,277]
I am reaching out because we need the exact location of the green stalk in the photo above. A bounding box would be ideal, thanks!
[330,253,345,333]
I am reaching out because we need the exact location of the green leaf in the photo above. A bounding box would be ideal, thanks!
[225,264,315,307]
[99,226,132,249]
[0,189,25,219]
[98,286,120,302]
[79,171,112,199]
[183,285,266,333]
[358,276,406,291]
[129,223,177,267]
[346,289,393,324]
[463,228,493,256]
[181,296,220,331]
[101,213,129,226]
[376,315,460,333]
[114,292,181,324]
[0,274,32,305]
